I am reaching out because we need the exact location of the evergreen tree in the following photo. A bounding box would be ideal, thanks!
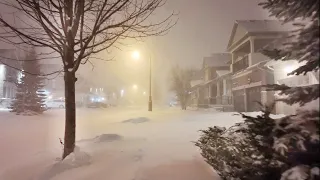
[10,72,27,113]
[259,0,319,179]
[11,48,47,115]
[196,105,288,180]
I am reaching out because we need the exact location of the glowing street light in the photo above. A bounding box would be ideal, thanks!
[131,51,140,60]
[120,89,124,97]
[129,49,153,112]
[133,84,138,90]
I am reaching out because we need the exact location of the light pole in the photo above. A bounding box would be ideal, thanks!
[131,50,152,111]
[148,56,152,111]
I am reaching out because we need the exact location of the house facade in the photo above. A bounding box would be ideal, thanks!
[190,70,204,107]
[190,53,233,110]
[0,49,21,108]
[227,20,294,112]
[202,54,233,110]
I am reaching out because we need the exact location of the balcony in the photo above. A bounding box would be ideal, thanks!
[232,53,270,75]
[232,55,249,74]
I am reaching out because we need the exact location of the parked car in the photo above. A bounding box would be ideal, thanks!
[45,99,65,109]
[169,100,179,107]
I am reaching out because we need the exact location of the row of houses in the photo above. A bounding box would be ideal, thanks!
[0,49,20,107]
[190,20,319,115]
[1,49,120,108]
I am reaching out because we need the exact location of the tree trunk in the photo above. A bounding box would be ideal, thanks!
[62,71,76,159]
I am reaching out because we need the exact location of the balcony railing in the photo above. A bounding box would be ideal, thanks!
[208,96,233,105]
[232,55,249,74]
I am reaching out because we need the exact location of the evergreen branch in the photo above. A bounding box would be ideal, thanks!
[265,84,319,106]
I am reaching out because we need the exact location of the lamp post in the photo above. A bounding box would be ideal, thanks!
[131,50,152,111]
[148,55,152,111]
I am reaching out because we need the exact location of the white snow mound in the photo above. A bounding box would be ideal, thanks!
[36,146,91,180]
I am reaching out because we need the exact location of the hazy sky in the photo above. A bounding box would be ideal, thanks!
[84,0,272,95]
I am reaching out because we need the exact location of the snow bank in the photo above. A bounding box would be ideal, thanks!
[16,110,40,116]
[0,108,10,112]
[37,146,91,180]
[121,117,150,124]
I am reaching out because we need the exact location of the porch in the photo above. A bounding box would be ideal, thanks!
[202,73,234,111]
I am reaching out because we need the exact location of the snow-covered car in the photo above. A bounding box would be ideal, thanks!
[169,101,179,107]
[45,99,65,109]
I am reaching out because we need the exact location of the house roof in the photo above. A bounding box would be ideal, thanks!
[237,20,294,33]
[203,53,231,68]
[227,20,295,50]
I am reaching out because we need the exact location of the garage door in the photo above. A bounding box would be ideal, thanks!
[233,90,245,112]
[246,86,262,112]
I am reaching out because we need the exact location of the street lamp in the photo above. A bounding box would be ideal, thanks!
[120,89,124,97]
[131,51,140,61]
[131,50,152,112]
[133,84,138,90]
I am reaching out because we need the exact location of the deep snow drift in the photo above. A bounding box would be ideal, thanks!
[0,107,284,180]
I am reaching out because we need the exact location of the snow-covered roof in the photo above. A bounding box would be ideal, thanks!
[203,53,231,68]
[227,20,296,50]
[216,70,230,77]
[236,20,295,33]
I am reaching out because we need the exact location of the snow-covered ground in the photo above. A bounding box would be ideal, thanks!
[0,107,282,180]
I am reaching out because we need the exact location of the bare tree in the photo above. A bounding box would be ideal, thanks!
[171,66,192,110]
[0,0,175,158]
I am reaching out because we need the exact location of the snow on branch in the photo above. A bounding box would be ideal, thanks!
[265,84,319,106]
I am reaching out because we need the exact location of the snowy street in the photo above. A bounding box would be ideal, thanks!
[0,107,244,180]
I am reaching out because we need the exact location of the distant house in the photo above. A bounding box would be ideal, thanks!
[202,53,232,107]
[227,20,294,112]
[190,69,204,107]
[0,49,21,107]
[190,53,233,110]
